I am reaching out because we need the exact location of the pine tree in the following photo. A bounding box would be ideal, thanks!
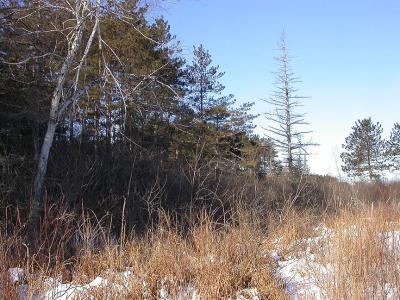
[185,44,239,169]
[292,138,311,176]
[293,150,310,177]
[186,45,225,123]
[230,102,258,135]
[386,123,400,171]
[257,138,282,177]
[205,94,235,131]
[341,118,387,180]
[264,32,315,175]
[0,0,184,238]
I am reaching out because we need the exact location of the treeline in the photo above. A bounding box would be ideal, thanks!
[341,118,400,180]
[0,1,316,236]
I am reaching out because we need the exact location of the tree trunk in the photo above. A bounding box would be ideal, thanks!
[27,5,87,241]
[32,122,40,162]
[367,148,373,180]
[29,118,57,236]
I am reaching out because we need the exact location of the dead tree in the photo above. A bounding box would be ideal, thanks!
[264,32,315,175]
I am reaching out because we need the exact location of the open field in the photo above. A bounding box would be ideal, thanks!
[2,180,400,299]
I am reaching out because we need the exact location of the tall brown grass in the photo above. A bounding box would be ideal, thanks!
[3,179,400,299]
[318,205,400,299]
[0,207,286,299]
[266,202,400,300]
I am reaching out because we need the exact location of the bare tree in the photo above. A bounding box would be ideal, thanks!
[22,0,100,238]
[264,32,315,175]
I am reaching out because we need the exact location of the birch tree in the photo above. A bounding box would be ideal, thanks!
[2,0,99,238]
[1,0,165,239]
[264,32,315,175]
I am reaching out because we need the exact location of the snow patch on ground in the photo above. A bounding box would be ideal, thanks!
[272,225,400,299]
[228,288,260,300]
[272,226,332,299]
[9,267,259,300]
[381,230,400,255]
[9,267,26,284]
[9,268,144,300]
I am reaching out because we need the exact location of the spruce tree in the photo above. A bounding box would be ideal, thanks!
[341,118,387,179]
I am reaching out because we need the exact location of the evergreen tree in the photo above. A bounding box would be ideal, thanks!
[205,94,235,131]
[386,123,400,171]
[257,138,282,177]
[0,0,187,237]
[186,45,225,123]
[341,118,387,180]
[185,44,240,168]
[0,0,268,234]
[292,138,311,176]
[230,102,258,135]
[293,150,310,177]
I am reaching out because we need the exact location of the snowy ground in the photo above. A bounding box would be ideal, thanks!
[271,225,400,299]
[270,227,334,299]
[8,267,260,300]
[8,224,400,299]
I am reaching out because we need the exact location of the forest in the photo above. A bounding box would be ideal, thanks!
[1,1,400,299]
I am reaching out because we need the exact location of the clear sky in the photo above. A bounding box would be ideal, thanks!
[156,0,400,176]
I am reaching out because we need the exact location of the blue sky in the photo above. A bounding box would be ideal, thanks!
[156,0,400,176]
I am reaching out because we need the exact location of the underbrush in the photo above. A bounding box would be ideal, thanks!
[2,179,400,299]
[0,208,286,300]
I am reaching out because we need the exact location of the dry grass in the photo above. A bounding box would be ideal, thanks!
[3,180,400,299]
[73,211,286,299]
[0,209,286,299]
[266,203,400,299]
[320,205,400,299]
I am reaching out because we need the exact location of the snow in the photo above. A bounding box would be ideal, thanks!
[11,224,400,299]
[380,230,400,255]
[269,226,334,298]
[43,270,137,300]
[275,256,329,299]
[9,268,260,300]
[175,283,199,300]
[8,267,258,300]
[227,288,260,300]
[271,225,400,299]
[7,269,134,300]
[16,284,30,300]
[9,267,26,284]
[44,283,84,300]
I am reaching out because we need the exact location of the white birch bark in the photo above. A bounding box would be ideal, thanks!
[28,0,90,238]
